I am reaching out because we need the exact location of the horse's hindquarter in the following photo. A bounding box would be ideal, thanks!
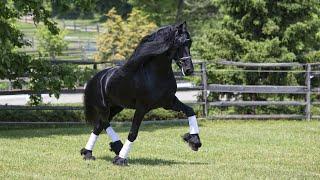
[107,69,137,109]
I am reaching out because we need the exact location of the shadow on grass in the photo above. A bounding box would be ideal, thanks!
[98,155,208,166]
[0,120,191,139]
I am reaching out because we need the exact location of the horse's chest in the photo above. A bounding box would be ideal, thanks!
[137,74,176,102]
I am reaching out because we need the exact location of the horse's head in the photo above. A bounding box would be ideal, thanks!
[172,22,193,76]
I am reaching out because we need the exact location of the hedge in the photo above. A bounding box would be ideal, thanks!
[0,108,202,122]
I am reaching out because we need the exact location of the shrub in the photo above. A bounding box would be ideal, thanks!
[0,108,200,122]
[95,8,157,61]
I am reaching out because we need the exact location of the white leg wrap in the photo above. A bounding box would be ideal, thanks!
[106,126,120,142]
[85,133,99,151]
[119,139,133,159]
[188,115,199,134]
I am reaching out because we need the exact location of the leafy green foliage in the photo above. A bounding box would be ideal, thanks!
[50,0,132,19]
[0,108,189,122]
[198,0,320,62]
[35,25,68,59]
[96,8,157,61]
[27,59,80,104]
[192,0,320,114]
[0,1,97,105]
[129,0,178,25]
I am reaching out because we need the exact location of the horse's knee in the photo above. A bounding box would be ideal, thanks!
[128,131,138,142]
[104,122,111,130]
[93,121,110,135]
[93,127,103,135]
[185,106,195,117]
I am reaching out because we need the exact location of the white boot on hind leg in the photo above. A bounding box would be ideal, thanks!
[106,126,123,155]
[81,132,98,160]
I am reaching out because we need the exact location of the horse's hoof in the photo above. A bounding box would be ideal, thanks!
[112,155,128,166]
[109,140,123,155]
[182,133,202,151]
[80,148,96,160]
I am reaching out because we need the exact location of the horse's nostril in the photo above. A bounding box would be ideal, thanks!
[185,69,193,75]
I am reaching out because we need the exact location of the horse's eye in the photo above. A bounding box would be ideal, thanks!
[183,40,191,46]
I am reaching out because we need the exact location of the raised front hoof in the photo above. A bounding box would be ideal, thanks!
[80,148,96,160]
[112,155,128,166]
[109,140,123,155]
[182,133,202,151]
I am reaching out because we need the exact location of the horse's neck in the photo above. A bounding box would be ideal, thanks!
[145,55,174,77]
[119,53,174,77]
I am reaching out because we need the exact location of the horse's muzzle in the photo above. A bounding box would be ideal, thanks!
[184,68,194,76]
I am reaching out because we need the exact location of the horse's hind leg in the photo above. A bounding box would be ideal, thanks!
[81,107,110,160]
[104,106,124,155]
[113,106,147,166]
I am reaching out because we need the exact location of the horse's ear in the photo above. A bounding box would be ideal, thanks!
[176,21,187,32]
[182,21,187,27]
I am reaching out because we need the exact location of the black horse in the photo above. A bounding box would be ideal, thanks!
[80,22,202,166]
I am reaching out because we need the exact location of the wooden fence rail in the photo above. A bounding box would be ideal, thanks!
[21,16,102,33]
[206,60,314,121]
[207,84,307,94]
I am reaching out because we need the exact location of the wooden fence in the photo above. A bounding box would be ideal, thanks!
[0,60,204,116]
[1,60,320,121]
[21,16,102,33]
[61,21,101,33]
[23,37,97,51]
[202,60,317,121]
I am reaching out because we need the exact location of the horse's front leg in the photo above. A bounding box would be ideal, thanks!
[165,96,202,151]
[113,107,147,166]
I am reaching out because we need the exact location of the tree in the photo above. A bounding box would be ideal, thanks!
[0,0,58,80]
[95,8,126,61]
[124,9,158,57]
[36,25,68,59]
[129,0,178,25]
[193,0,320,114]
[96,8,157,61]
[195,0,320,63]
[0,1,84,104]
[50,0,132,19]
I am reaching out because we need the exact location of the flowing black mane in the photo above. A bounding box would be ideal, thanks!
[127,25,176,62]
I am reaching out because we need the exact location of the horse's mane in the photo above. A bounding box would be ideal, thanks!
[127,25,176,61]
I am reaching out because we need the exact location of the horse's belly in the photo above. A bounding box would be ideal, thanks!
[108,82,136,109]
[139,83,177,107]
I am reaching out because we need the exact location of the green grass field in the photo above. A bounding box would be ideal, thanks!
[0,120,319,179]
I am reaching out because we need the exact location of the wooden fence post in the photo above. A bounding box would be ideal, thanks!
[8,81,12,91]
[305,64,311,121]
[62,19,65,29]
[93,63,97,70]
[201,62,208,117]
[81,46,86,60]
[78,39,81,49]
[96,24,100,33]
[31,37,35,50]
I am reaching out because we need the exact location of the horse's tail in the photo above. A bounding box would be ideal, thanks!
[83,78,97,125]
